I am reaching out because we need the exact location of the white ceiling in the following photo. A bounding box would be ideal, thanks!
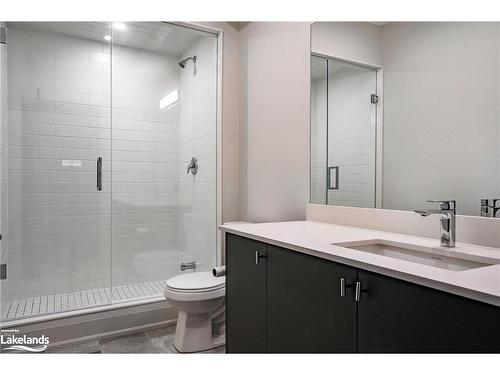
[9,22,211,56]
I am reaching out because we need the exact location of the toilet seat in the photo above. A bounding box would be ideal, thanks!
[165,272,225,301]
[166,271,225,292]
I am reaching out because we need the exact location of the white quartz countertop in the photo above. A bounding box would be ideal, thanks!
[219,221,500,307]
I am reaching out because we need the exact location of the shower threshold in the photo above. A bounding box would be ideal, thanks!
[2,280,169,324]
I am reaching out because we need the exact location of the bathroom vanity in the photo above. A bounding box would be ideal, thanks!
[221,221,500,353]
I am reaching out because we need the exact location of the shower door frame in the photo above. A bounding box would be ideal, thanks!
[310,52,384,209]
[0,22,224,329]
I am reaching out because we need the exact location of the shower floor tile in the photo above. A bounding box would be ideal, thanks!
[2,280,168,321]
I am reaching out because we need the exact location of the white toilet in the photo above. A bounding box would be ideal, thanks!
[165,271,225,353]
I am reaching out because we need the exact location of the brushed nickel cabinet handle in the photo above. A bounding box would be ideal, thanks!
[355,281,361,301]
[355,281,368,302]
[340,277,354,297]
[255,251,266,265]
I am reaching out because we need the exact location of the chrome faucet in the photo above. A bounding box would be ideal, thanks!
[415,200,456,248]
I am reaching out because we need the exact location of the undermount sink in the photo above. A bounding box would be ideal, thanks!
[332,239,499,271]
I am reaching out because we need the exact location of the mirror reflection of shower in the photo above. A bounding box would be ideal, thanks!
[179,55,197,74]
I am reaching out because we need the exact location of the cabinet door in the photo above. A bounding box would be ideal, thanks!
[267,245,357,353]
[357,270,500,353]
[225,233,267,353]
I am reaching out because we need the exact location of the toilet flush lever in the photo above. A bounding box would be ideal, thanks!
[255,251,266,265]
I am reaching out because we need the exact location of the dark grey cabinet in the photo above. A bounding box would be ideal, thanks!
[225,233,267,353]
[225,233,500,353]
[357,270,500,353]
[267,245,357,353]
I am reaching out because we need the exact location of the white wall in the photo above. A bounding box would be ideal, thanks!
[239,22,311,222]
[381,22,500,215]
[311,22,382,66]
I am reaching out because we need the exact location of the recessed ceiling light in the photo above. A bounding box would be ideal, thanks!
[104,35,112,41]
[113,22,126,31]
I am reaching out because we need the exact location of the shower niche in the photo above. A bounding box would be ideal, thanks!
[0,22,218,323]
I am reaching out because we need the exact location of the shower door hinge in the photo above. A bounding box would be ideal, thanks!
[0,264,6,280]
[0,27,6,44]
[371,94,379,104]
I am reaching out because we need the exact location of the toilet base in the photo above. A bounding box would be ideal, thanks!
[173,311,225,353]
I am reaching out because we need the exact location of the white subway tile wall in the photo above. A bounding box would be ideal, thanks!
[110,40,182,287]
[178,37,217,272]
[2,24,217,318]
[327,62,376,208]
[6,26,113,302]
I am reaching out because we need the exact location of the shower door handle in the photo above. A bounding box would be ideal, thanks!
[327,166,339,190]
[97,157,102,191]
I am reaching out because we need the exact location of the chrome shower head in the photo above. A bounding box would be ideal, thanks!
[178,55,197,69]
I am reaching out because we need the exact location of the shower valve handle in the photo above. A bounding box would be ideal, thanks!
[187,157,198,175]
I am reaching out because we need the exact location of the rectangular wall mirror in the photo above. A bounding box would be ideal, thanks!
[310,22,500,218]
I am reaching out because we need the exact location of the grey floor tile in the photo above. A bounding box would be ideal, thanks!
[144,324,176,338]
[45,340,101,354]
[145,325,177,353]
[41,324,225,354]
[99,332,160,354]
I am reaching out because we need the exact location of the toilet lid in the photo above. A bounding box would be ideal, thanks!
[166,271,225,292]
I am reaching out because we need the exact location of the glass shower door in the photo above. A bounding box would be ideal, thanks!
[1,22,112,322]
[327,59,377,208]
[109,22,218,303]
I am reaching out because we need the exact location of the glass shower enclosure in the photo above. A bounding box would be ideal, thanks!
[0,22,218,323]
[310,55,378,208]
